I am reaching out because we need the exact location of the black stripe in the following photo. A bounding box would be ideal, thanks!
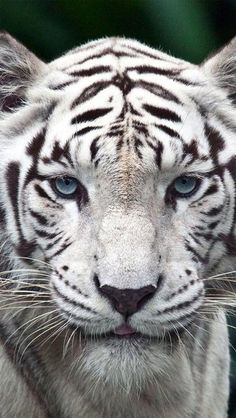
[189,232,202,246]
[49,80,76,90]
[200,205,224,217]
[44,235,63,251]
[69,65,111,77]
[52,283,97,314]
[155,141,164,168]
[133,121,148,136]
[182,139,201,165]
[60,307,99,324]
[137,80,180,104]
[35,229,61,239]
[185,243,204,262]
[49,140,73,167]
[90,137,100,161]
[70,48,112,66]
[156,124,180,138]
[48,241,72,258]
[71,107,112,125]
[30,209,48,226]
[71,81,111,109]
[146,139,164,169]
[200,183,219,199]
[132,65,181,77]
[74,126,102,137]
[25,130,45,186]
[143,104,181,122]
[204,123,224,165]
[126,46,174,62]
[158,291,202,315]
[57,273,88,297]
[0,319,62,418]
[6,163,35,257]
[6,162,21,234]
[34,184,60,205]
[208,220,220,230]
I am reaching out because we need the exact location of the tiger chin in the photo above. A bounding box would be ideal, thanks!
[0,32,235,418]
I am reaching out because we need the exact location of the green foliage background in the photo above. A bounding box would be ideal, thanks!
[0,0,236,415]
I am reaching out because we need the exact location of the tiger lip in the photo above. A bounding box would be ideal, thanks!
[113,323,137,336]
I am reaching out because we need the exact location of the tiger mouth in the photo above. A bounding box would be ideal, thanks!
[68,321,188,344]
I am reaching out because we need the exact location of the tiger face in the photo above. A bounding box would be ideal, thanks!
[0,34,236,388]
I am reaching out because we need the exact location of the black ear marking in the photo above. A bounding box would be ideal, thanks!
[0,32,45,112]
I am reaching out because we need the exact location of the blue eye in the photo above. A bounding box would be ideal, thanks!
[173,176,198,196]
[53,177,78,197]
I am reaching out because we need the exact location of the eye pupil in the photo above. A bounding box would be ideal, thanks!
[53,176,78,197]
[173,176,198,196]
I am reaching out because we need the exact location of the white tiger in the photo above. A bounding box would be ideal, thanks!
[0,32,235,418]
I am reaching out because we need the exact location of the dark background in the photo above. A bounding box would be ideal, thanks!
[1,0,236,415]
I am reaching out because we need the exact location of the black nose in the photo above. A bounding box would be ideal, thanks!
[95,278,157,316]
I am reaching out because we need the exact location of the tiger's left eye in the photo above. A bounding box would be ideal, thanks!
[172,176,199,197]
[53,177,78,198]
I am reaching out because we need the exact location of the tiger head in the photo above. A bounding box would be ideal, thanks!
[0,33,236,390]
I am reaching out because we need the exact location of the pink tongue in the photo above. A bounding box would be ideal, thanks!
[113,324,136,336]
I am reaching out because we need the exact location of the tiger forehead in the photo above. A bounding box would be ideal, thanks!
[37,38,211,174]
[42,96,209,175]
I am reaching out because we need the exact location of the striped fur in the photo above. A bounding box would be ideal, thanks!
[0,33,235,417]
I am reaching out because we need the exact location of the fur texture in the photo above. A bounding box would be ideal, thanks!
[0,33,235,417]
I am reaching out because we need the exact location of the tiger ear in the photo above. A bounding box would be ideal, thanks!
[0,32,45,112]
[202,37,236,104]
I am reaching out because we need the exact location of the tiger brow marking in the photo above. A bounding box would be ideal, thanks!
[69,48,112,66]
[131,64,201,86]
[49,80,77,90]
[25,129,46,186]
[71,81,111,109]
[44,140,74,168]
[135,80,181,104]
[69,65,112,77]
[204,123,225,166]
[182,139,201,164]
[143,104,181,122]
[130,65,181,77]
[156,124,181,139]
[90,137,100,162]
[71,107,112,125]
[73,126,103,137]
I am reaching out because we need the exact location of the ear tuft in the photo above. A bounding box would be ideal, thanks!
[202,37,236,104]
[0,32,45,112]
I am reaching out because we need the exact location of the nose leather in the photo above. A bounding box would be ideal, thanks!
[99,284,157,316]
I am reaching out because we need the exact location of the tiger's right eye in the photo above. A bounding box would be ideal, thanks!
[173,176,198,196]
[52,176,78,198]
